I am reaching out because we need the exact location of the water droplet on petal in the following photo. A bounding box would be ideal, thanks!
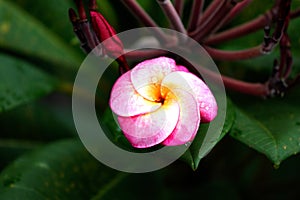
[200,102,205,108]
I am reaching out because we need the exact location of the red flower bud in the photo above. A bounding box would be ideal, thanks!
[69,0,130,73]
[90,11,124,59]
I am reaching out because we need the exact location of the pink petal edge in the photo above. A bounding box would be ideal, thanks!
[162,89,200,146]
[161,71,218,122]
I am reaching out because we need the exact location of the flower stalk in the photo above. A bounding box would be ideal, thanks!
[193,0,238,41]
[187,0,204,32]
[203,45,263,61]
[173,0,184,17]
[121,0,169,44]
[220,0,254,27]
[157,0,187,35]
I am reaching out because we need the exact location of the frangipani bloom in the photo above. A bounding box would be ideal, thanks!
[109,57,217,148]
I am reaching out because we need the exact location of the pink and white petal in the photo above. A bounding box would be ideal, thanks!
[130,57,178,101]
[161,71,218,122]
[109,71,161,117]
[162,89,200,146]
[175,65,189,72]
[118,99,180,148]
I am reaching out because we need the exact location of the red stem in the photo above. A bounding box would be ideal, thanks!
[191,60,269,97]
[173,0,184,17]
[290,8,300,18]
[204,10,273,45]
[89,0,97,10]
[187,0,204,32]
[75,0,87,20]
[204,45,263,61]
[121,0,169,44]
[193,0,237,41]
[125,49,269,97]
[222,76,268,96]
[201,63,268,96]
[221,0,254,27]
[124,49,168,60]
[157,0,187,35]
[190,0,223,37]
[209,0,254,35]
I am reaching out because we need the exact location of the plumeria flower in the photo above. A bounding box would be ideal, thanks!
[110,57,218,148]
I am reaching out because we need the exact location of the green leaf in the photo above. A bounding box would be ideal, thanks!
[0,139,125,199]
[0,101,76,141]
[230,86,300,166]
[230,108,279,165]
[182,98,236,170]
[0,54,56,113]
[0,140,42,171]
[0,0,82,72]
[137,0,168,27]
[100,108,133,151]
[96,0,118,28]
[12,0,76,43]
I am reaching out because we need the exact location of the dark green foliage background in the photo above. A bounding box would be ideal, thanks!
[0,0,300,199]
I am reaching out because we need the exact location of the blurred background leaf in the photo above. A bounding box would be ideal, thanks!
[0,139,124,199]
[0,54,56,113]
[0,0,82,76]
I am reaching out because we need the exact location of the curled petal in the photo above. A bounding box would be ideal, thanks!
[162,89,200,146]
[161,71,218,122]
[118,99,180,148]
[131,57,177,101]
[110,71,161,117]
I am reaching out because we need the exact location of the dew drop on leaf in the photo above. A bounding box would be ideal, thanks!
[283,145,287,150]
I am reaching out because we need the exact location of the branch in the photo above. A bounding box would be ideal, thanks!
[188,60,269,97]
[126,48,269,97]
[204,10,273,45]
[204,45,263,61]
[173,0,184,17]
[189,0,223,37]
[262,0,291,53]
[187,0,204,32]
[193,0,237,41]
[222,76,268,96]
[290,8,300,18]
[121,0,169,44]
[124,49,168,60]
[209,0,254,34]
[281,34,292,79]
[220,0,254,27]
[157,0,187,35]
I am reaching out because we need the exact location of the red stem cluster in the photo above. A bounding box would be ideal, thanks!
[69,0,299,97]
